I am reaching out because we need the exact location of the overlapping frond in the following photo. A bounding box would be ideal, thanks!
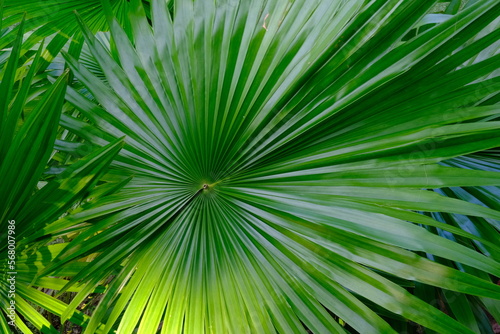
[29,0,500,333]
[0,20,125,332]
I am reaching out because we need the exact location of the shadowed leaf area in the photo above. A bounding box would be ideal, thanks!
[1,0,500,333]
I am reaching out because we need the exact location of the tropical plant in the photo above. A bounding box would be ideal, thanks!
[1,0,500,333]
[0,14,132,332]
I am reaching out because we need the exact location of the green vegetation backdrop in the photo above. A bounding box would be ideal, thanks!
[1,0,499,333]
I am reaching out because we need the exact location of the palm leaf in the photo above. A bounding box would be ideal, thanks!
[1,0,153,59]
[0,18,126,332]
[21,0,500,333]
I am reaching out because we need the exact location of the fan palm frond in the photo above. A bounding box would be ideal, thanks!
[30,0,500,333]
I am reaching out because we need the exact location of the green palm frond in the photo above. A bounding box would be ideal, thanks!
[1,0,153,53]
[25,0,500,333]
[0,19,126,332]
[416,149,500,332]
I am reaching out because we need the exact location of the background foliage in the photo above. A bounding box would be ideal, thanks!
[1,0,499,333]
